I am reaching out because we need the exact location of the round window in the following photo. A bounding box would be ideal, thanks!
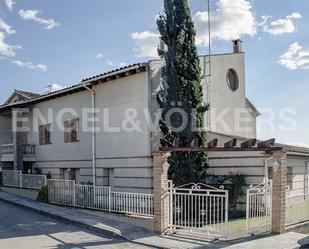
[227,69,239,91]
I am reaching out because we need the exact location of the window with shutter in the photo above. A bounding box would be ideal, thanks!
[64,118,79,143]
[45,124,51,144]
[39,124,51,145]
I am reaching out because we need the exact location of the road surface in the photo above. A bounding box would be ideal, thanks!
[0,200,153,249]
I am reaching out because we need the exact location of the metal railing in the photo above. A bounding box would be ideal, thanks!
[2,170,46,190]
[47,179,154,216]
[0,144,14,155]
[246,180,272,235]
[111,191,154,215]
[286,189,309,226]
[22,144,36,155]
[2,170,21,187]
[168,182,229,237]
[21,174,46,189]
[75,184,110,211]
[0,144,35,156]
[48,179,76,206]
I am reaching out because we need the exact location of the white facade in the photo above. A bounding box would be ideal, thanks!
[2,45,307,195]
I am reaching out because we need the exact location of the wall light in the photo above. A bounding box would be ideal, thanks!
[272,160,280,173]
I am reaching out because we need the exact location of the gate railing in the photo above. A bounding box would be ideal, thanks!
[246,180,272,235]
[21,174,46,189]
[2,170,22,188]
[286,187,309,226]
[2,170,46,190]
[168,182,229,237]
[47,179,154,216]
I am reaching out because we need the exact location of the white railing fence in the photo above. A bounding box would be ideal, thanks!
[168,182,229,238]
[47,179,154,216]
[286,188,309,226]
[22,174,46,189]
[2,170,46,190]
[111,191,154,215]
[246,180,272,235]
[2,170,22,187]
[48,179,76,206]
[75,184,110,211]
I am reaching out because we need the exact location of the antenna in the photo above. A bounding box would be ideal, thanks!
[205,0,212,131]
[207,0,211,73]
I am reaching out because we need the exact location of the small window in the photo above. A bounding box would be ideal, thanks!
[227,69,239,91]
[64,118,79,143]
[39,124,51,145]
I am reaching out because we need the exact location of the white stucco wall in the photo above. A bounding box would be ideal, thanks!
[93,72,153,193]
[23,71,153,193]
[200,53,257,138]
[150,52,258,151]
[287,156,309,197]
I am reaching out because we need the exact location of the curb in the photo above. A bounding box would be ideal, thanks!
[0,192,164,249]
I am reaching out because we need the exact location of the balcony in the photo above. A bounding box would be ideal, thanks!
[0,144,36,162]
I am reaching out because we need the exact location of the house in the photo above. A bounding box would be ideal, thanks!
[0,40,308,197]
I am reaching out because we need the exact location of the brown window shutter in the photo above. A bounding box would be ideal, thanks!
[39,125,44,145]
[45,124,51,144]
[64,121,69,143]
[71,119,78,142]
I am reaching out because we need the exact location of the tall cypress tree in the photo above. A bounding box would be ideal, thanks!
[157,0,209,186]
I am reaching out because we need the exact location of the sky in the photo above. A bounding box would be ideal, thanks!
[0,0,308,147]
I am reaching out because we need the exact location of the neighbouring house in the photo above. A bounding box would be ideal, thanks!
[0,40,308,198]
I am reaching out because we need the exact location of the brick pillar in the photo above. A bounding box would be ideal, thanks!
[153,151,170,234]
[271,150,287,234]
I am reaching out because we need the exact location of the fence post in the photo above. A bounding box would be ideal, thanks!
[43,175,47,187]
[73,181,76,206]
[225,190,229,236]
[246,189,250,234]
[153,151,170,234]
[19,171,22,188]
[271,150,287,234]
[108,187,111,212]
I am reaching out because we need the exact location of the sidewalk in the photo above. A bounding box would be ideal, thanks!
[0,190,308,249]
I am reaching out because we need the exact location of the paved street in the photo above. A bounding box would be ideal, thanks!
[0,200,153,249]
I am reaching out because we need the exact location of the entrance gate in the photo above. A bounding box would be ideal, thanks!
[167,181,229,238]
[246,180,272,235]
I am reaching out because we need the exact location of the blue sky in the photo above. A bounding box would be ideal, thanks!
[0,0,308,146]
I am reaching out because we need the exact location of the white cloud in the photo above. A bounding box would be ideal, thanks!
[194,0,256,46]
[95,53,103,59]
[48,84,65,92]
[119,62,127,67]
[0,32,21,57]
[279,42,309,70]
[106,59,113,66]
[262,12,301,35]
[12,60,48,71]
[130,31,159,57]
[19,9,60,30]
[287,12,302,19]
[4,0,15,11]
[0,18,15,34]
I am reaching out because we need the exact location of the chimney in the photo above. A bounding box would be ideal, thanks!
[233,39,243,53]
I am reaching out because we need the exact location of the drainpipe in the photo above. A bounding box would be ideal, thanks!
[83,83,96,186]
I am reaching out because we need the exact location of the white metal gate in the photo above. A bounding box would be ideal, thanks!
[246,180,272,235]
[168,181,229,238]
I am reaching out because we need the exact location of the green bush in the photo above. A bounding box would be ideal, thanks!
[37,186,48,203]
[0,172,3,186]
